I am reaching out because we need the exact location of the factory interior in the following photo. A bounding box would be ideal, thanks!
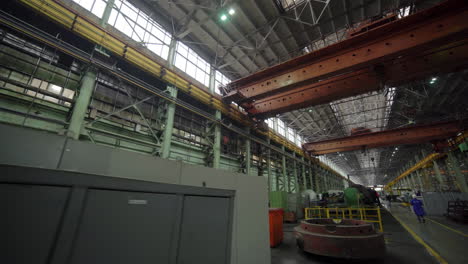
[1,0,468,263]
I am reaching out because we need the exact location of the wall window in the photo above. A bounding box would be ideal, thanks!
[214,70,230,94]
[73,0,107,18]
[266,118,274,129]
[108,0,172,59]
[277,119,285,137]
[287,127,294,141]
[174,42,210,87]
[295,135,303,146]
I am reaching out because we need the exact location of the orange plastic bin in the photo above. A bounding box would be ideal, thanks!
[269,208,284,247]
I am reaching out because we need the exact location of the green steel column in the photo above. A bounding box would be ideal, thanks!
[281,146,287,192]
[448,152,468,193]
[208,66,216,94]
[67,69,96,140]
[400,176,406,188]
[100,0,115,26]
[403,177,409,189]
[212,110,221,169]
[161,86,178,159]
[406,177,413,189]
[266,138,273,192]
[245,128,251,175]
[409,174,417,190]
[308,160,313,190]
[432,159,444,186]
[415,170,424,192]
[208,66,221,169]
[325,171,329,191]
[301,157,306,191]
[414,156,424,191]
[267,138,272,191]
[167,38,177,69]
[292,153,298,193]
[314,166,320,193]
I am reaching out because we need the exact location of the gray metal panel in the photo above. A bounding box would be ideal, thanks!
[0,183,69,264]
[0,165,234,198]
[59,140,182,184]
[234,175,270,264]
[0,123,65,168]
[70,189,180,264]
[177,196,231,264]
[180,163,236,190]
[422,192,468,215]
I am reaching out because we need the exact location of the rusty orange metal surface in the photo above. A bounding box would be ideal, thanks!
[224,0,468,103]
[246,41,468,117]
[247,69,380,117]
[295,218,385,259]
[303,121,465,155]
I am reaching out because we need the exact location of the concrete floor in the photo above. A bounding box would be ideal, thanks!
[271,208,439,264]
[389,204,468,264]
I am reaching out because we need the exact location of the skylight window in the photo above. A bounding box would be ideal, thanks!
[108,0,172,59]
[398,6,411,18]
[73,0,106,18]
[175,42,210,87]
[275,0,307,11]
[277,119,286,137]
[215,70,231,94]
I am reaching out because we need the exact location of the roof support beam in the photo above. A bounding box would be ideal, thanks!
[245,41,468,117]
[223,0,468,102]
[303,121,465,155]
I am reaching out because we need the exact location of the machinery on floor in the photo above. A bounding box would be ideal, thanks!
[294,218,385,259]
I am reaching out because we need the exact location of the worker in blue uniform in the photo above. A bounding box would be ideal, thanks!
[410,194,426,223]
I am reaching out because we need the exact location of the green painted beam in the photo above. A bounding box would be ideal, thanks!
[267,138,272,191]
[281,145,287,192]
[100,0,115,26]
[292,152,298,193]
[67,69,96,140]
[213,110,221,169]
[245,127,251,175]
[301,157,306,191]
[447,152,468,193]
[161,85,177,159]
[432,159,444,186]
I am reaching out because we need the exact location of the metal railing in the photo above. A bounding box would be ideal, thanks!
[305,206,383,232]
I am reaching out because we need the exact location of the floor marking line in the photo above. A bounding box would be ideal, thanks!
[426,217,468,237]
[391,213,448,264]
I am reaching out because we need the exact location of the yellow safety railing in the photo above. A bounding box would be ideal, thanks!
[305,207,383,232]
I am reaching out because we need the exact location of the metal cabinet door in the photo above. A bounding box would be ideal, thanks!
[177,196,232,264]
[0,184,69,264]
[70,189,180,264]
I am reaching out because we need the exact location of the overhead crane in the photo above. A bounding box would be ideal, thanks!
[222,0,468,118]
[302,120,466,155]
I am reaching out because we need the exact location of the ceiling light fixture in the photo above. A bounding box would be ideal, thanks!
[220,14,228,21]
[228,8,235,15]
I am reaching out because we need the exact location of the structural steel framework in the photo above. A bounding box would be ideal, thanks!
[0,0,354,189]
[303,121,465,155]
[223,0,468,117]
